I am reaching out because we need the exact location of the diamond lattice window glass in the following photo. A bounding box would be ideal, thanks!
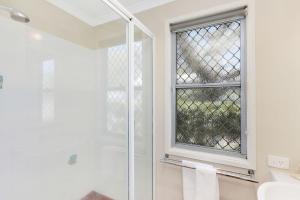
[173,15,246,156]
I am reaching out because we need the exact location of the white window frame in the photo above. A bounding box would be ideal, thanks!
[164,1,256,170]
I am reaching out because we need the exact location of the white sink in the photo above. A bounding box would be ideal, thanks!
[257,182,300,200]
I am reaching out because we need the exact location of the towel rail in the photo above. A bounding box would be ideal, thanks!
[160,154,258,183]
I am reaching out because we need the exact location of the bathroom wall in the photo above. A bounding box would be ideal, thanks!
[255,0,300,184]
[0,1,131,199]
[0,13,132,200]
[0,16,97,199]
[133,0,300,199]
[0,0,96,48]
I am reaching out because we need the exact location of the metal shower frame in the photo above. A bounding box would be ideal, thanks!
[101,1,155,200]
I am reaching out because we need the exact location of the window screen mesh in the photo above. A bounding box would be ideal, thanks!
[175,19,244,154]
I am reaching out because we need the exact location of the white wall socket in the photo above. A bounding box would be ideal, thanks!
[268,155,290,169]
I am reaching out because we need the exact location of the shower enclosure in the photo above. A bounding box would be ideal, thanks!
[0,0,153,200]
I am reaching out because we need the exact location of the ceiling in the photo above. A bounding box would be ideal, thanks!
[46,0,175,26]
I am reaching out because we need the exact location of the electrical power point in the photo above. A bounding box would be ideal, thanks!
[268,155,290,169]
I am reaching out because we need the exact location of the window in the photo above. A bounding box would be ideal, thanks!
[170,8,247,157]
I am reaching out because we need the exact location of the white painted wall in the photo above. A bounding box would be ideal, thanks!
[0,16,97,200]
[135,0,300,199]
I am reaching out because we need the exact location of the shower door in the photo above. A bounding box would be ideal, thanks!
[133,25,153,200]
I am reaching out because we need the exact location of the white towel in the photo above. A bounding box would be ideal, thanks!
[182,160,219,200]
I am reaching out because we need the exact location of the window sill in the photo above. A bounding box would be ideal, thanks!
[166,146,255,170]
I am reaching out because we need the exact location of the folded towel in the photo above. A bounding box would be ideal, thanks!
[81,191,113,200]
[182,161,219,200]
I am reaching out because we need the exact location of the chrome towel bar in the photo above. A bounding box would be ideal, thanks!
[160,154,258,183]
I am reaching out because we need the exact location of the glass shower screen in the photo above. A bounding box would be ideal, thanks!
[0,0,153,200]
[134,25,153,200]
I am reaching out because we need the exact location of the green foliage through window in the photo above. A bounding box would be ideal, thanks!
[174,19,245,155]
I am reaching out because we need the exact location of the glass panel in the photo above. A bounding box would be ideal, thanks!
[176,87,241,153]
[0,1,129,200]
[95,21,129,200]
[134,26,153,200]
[176,20,241,84]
